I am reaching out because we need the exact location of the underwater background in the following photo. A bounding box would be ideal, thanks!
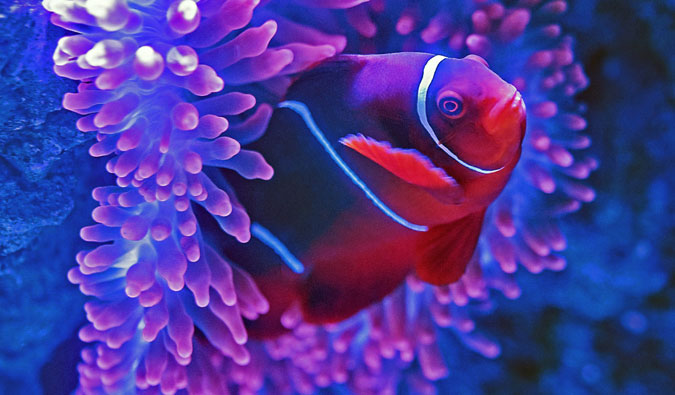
[0,0,672,394]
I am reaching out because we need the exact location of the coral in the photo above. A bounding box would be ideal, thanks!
[0,2,90,391]
[0,147,91,394]
[0,1,85,256]
[42,0,353,393]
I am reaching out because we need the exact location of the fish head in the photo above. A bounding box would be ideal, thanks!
[418,55,527,175]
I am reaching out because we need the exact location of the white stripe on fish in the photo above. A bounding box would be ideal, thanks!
[416,55,504,175]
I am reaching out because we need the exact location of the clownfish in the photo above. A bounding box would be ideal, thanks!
[218,52,526,330]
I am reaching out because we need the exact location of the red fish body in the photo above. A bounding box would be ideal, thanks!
[221,52,526,328]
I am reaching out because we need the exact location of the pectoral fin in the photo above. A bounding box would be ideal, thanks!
[340,134,464,204]
[415,209,486,285]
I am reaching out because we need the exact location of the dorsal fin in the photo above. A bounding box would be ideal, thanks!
[340,134,464,204]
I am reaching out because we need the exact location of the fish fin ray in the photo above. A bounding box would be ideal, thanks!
[340,133,464,204]
[415,209,486,285]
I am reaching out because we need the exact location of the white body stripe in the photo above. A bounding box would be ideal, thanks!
[251,222,305,273]
[416,55,504,175]
[278,100,428,232]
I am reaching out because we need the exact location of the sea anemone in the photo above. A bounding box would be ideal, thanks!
[229,0,595,393]
[42,0,355,392]
[44,0,594,393]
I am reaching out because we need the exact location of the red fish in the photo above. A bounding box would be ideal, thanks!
[223,52,526,328]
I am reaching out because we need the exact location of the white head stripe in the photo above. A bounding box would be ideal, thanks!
[416,55,504,175]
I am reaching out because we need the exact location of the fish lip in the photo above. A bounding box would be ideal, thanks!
[505,90,525,116]
[512,91,526,115]
[484,88,526,135]
[511,91,527,124]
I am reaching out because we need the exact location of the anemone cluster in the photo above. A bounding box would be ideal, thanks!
[43,0,594,394]
[42,0,354,392]
[247,1,596,393]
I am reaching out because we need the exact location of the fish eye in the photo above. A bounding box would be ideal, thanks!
[437,90,465,119]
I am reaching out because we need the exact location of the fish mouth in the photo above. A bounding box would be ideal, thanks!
[483,88,527,136]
